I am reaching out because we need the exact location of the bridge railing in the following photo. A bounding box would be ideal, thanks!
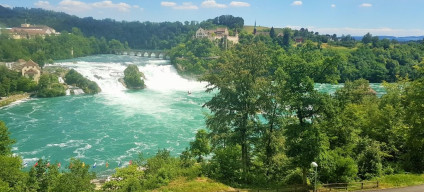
[110,49,169,59]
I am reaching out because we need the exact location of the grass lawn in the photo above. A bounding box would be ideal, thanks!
[150,177,237,192]
[373,174,424,189]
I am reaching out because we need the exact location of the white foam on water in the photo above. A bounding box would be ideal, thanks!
[140,64,207,93]
[73,143,92,159]
[46,139,83,148]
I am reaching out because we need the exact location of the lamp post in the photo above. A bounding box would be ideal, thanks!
[311,162,318,192]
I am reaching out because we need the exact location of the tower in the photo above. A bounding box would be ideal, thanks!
[253,20,257,35]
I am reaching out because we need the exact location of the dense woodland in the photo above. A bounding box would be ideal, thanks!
[170,29,424,83]
[0,27,127,66]
[1,6,424,191]
[0,6,243,50]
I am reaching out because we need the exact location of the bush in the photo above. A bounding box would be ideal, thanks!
[206,145,243,185]
[37,74,66,98]
[319,150,358,183]
[357,141,383,180]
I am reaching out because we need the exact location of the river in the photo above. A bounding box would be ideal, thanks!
[0,54,385,177]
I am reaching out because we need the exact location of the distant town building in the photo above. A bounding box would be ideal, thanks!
[195,27,238,44]
[8,23,60,39]
[6,59,41,83]
[21,59,41,83]
[294,37,304,44]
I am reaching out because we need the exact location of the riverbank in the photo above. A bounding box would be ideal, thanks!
[0,93,30,108]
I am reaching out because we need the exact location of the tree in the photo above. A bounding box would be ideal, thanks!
[276,55,329,184]
[0,121,15,156]
[362,33,373,44]
[403,75,424,172]
[269,27,276,39]
[202,42,271,182]
[189,129,210,162]
[52,158,95,192]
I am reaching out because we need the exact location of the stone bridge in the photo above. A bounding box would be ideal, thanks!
[111,49,169,59]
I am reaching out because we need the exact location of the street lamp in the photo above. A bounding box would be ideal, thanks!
[311,162,318,192]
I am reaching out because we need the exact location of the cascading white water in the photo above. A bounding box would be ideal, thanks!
[56,58,207,116]
[58,60,206,94]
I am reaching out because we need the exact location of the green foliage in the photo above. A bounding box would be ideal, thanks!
[0,65,36,97]
[52,158,96,192]
[319,151,358,183]
[65,69,101,94]
[357,140,383,180]
[403,77,424,173]
[169,38,220,76]
[209,15,244,30]
[102,165,144,192]
[103,149,194,191]
[37,74,66,98]
[0,121,15,156]
[0,155,26,191]
[123,64,145,89]
[375,174,424,188]
[206,145,243,185]
[202,41,272,182]
[189,129,211,163]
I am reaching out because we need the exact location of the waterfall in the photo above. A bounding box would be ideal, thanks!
[57,57,206,95]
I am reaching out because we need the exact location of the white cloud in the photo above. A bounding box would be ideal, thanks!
[201,0,227,8]
[161,1,177,7]
[175,2,199,10]
[331,4,336,8]
[291,1,302,6]
[229,1,250,7]
[161,1,198,10]
[92,1,132,12]
[360,3,372,7]
[34,1,52,9]
[35,0,141,14]
[0,4,12,8]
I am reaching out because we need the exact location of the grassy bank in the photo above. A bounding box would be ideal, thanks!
[373,174,424,189]
[150,177,235,192]
[0,93,30,107]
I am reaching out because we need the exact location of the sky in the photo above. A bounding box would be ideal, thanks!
[1,0,424,36]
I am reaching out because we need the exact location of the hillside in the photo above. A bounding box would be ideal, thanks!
[0,6,197,50]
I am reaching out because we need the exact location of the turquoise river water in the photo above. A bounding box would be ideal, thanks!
[0,55,385,177]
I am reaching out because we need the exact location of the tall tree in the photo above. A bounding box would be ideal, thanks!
[269,27,276,39]
[203,42,271,182]
[189,129,211,162]
[276,55,329,184]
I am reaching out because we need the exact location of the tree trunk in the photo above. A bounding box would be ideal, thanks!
[302,167,308,185]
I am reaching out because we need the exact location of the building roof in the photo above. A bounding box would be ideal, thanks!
[9,24,58,37]
[23,59,41,69]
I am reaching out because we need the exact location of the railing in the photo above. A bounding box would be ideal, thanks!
[318,181,379,191]
[222,184,309,192]
[219,181,379,192]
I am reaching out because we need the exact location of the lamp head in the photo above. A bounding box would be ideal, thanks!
[311,162,318,168]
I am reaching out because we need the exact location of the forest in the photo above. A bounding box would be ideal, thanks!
[169,29,424,83]
[0,6,243,50]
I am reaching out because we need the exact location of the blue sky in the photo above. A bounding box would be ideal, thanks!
[1,0,424,36]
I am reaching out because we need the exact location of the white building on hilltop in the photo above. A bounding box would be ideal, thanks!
[195,27,238,44]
